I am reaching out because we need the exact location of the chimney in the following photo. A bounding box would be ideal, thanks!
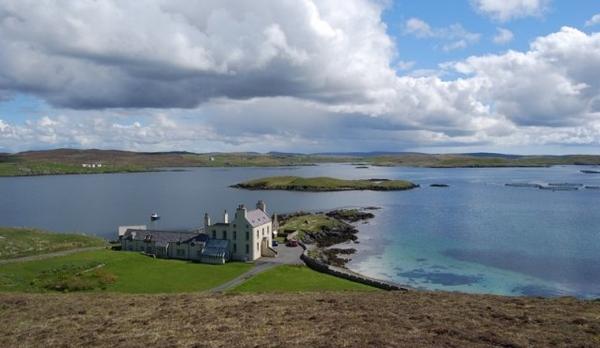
[236,204,247,218]
[223,210,229,224]
[256,200,266,213]
[204,213,211,229]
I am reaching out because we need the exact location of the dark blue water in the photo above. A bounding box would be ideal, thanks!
[1,164,599,298]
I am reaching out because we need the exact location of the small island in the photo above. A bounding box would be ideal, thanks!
[231,176,418,192]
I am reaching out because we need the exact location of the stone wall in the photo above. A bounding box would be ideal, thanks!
[300,249,409,292]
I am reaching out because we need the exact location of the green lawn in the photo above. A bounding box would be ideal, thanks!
[0,250,253,293]
[233,176,417,191]
[0,228,107,260]
[231,265,378,293]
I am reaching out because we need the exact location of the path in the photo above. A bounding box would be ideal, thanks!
[210,244,304,292]
[0,246,106,265]
[210,261,277,292]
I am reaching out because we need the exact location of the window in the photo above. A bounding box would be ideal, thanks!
[245,244,249,254]
[256,242,259,251]
[245,231,249,241]
[233,243,237,253]
[256,230,259,239]
[223,231,227,239]
[233,231,237,239]
[233,224,236,228]
[212,230,216,239]
[177,249,185,256]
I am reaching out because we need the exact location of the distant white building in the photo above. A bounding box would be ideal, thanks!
[81,163,103,168]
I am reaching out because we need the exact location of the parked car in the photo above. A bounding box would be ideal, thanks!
[286,240,298,247]
[272,240,278,247]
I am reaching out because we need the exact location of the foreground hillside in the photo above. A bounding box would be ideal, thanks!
[1,292,598,347]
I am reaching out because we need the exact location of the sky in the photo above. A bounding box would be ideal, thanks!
[0,0,599,154]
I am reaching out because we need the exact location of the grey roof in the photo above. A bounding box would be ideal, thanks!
[246,209,271,227]
[202,239,230,258]
[123,229,208,247]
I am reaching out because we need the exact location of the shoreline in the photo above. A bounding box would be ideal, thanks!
[279,207,409,291]
[3,162,600,178]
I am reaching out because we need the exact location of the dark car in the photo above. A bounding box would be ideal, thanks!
[286,240,298,247]
[272,240,279,247]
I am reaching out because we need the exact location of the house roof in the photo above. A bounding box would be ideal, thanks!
[202,239,230,258]
[123,229,208,247]
[246,209,271,227]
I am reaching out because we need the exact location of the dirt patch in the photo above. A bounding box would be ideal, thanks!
[1,292,598,347]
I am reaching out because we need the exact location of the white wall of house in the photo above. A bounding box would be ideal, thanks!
[204,204,273,261]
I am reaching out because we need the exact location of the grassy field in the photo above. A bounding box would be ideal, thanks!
[0,228,106,260]
[0,249,253,293]
[233,176,418,191]
[232,265,376,293]
[1,292,598,347]
[0,149,347,176]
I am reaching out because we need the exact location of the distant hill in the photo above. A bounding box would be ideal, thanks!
[313,151,424,157]
[1,148,600,177]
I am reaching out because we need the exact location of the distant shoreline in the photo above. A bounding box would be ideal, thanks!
[2,148,599,177]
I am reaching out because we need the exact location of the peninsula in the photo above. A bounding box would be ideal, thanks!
[231,176,418,192]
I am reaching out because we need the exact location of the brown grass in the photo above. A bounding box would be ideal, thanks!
[1,291,599,347]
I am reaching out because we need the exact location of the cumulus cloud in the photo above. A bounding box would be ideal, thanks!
[453,27,600,127]
[403,18,481,51]
[1,1,600,153]
[471,0,550,22]
[493,28,514,44]
[585,14,600,27]
[0,0,396,109]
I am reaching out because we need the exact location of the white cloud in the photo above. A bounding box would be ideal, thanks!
[453,27,600,127]
[471,0,550,22]
[493,28,514,44]
[403,18,481,51]
[404,18,434,38]
[585,14,600,27]
[0,2,600,153]
[396,60,416,71]
[0,0,396,109]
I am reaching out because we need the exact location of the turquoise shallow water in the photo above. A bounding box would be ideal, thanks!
[1,164,599,298]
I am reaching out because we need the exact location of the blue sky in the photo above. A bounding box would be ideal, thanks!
[0,0,599,154]
[384,0,599,72]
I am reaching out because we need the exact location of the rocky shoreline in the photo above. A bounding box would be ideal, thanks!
[279,208,376,268]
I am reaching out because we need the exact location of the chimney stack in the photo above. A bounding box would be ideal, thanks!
[204,213,211,229]
[236,204,247,218]
[223,210,229,224]
[256,200,266,213]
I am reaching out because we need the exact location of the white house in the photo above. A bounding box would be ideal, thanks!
[119,200,278,264]
[204,200,277,261]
